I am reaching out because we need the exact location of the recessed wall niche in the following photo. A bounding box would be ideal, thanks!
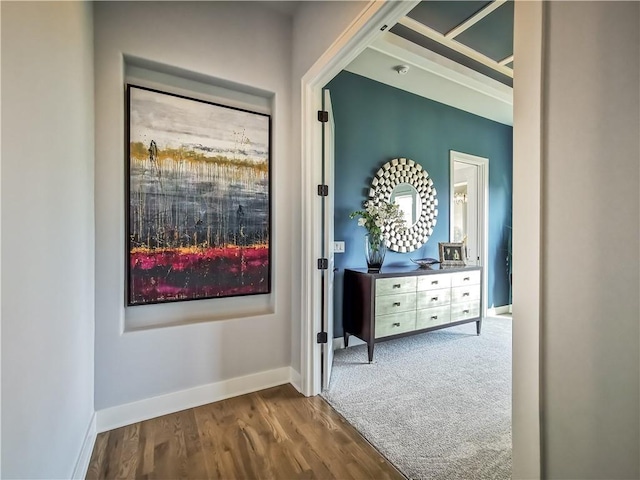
[123,57,275,331]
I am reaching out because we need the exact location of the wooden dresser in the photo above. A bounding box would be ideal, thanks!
[343,265,483,362]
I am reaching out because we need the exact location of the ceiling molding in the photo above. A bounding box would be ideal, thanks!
[345,32,513,126]
[398,15,513,79]
[445,0,508,39]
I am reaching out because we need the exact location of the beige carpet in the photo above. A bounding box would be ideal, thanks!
[322,317,512,480]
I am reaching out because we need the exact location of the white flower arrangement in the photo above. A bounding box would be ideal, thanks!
[349,200,407,241]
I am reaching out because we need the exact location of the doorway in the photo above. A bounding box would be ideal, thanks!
[299,3,543,476]
[450,150,489,317]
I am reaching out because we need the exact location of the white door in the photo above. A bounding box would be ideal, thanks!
[453,163,479,265]
[450,151,488,317]
[321,89,335,391]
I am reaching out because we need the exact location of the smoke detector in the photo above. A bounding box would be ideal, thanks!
[394,65,410,75]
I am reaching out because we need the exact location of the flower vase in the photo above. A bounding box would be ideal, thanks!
[365,234,386,272]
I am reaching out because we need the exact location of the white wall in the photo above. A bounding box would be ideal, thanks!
[541,2,639,478]
[1,2,95,478]
[94,1,293,410]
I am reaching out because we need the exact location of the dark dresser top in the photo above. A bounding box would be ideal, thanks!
[345,264,481,279]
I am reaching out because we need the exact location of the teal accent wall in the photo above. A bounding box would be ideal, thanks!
[327,71,513,337]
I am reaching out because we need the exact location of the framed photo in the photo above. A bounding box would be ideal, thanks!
[439,242,466,267]
[126,85,271,306]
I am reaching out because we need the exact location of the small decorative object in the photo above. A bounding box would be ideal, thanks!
[411,257,440,268]
[364,234,387,272]
[350,200,406,272]
[126,85,271,305]
[439,242,466,267]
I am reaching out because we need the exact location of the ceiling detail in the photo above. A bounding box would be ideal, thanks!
[345,32,513,125]
[392,0,514,87]
[342,0,514,125]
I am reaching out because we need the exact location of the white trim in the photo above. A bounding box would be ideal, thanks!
[96,367,292,433]
[445,0,508,39]
[450,150,489,320]
[289,367,302,394]
[512,1,543,477]
[332,336,366,351]
[300,0,420,397]
[398,16,513,78]
[71,413,97,480]
[488,305,512,316]
[499,54,515,66]
[369,32,513,104]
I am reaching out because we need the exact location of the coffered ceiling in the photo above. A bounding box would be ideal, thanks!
[344,0,514,125]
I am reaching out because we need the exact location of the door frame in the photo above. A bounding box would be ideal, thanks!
[299,2,544,478]
[298,0,419,398]
[449,150,489,318]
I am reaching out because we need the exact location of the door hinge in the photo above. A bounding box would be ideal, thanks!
[317,332,328,344]
[317,110,328,123]
[317,184,329,196]
[317,258,328,270]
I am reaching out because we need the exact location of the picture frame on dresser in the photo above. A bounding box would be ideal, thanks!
[439,242,466,267]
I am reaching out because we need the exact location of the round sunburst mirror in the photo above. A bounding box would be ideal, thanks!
[368,158,438,253]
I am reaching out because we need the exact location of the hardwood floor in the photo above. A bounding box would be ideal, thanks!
[87,384,404,479]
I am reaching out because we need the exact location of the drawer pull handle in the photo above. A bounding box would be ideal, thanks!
[463,277,470,281]
[431,280,439,285]
[463,309,470,314]
[431,297,438,301]
[463,292,470,297]
[392,322,401,327]
[431,315,438,320]
[393,284,401,289]
[393,302,401,307]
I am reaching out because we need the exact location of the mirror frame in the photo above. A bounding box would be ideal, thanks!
[368,158,438,253]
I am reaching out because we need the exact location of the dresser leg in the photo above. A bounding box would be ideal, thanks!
[476,320,482,335]
[367,343,374,363]
[344,332,350,348]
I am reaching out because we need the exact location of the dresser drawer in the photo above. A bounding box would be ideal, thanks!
[417,273,451,292]
[375,292,416,316]
[375,311,416,338]
[451,301,480,321]
[451,285,481,304]
[416,306,451,329]
[417,287,451,309]
[451,270,480,287]
[376,276,417,297]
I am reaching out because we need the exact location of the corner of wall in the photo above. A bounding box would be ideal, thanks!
[71,413,97,480]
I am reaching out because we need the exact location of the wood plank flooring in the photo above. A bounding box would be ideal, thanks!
[87,384,404,479]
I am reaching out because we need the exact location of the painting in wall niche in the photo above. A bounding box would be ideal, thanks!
[126,85,271,306]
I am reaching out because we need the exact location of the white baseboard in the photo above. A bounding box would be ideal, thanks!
[488,305,512,316]
[332,335,366,350]
[72,412,96,479]
[289,367,302,393]
[96,366,292,433]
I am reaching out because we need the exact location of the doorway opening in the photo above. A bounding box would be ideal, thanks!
[299,2,543,476]
[450,150,489,318]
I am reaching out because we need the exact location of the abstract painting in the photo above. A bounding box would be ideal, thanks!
[126,85,271,305]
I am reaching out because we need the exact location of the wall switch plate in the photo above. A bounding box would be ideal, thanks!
[333,241,345,253]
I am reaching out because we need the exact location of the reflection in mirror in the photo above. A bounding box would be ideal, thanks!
[390,183,422,227]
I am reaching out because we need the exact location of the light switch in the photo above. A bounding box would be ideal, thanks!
[333,241,345,253]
